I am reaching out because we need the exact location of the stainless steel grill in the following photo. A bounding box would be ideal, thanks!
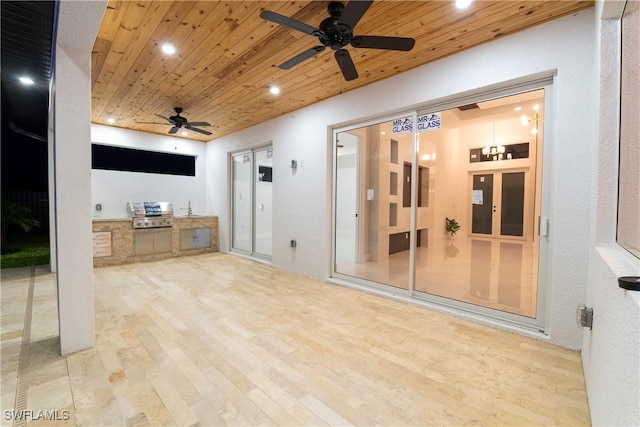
[127,202,174,229]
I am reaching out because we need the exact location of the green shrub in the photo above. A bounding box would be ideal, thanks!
[1,231,50,269]
[2,199,40,246]
[1,245,50,269]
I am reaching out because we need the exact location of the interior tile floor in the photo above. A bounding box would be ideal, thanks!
[2,253,589,426]
[336,235,538,318]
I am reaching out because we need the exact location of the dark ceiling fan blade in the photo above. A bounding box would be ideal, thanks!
[135,121,170,125]
[186,121,211,127]
[279,46,326,70]
[185,125,213,136]
[260,10,321,36]
[334,49,358,81]
[338,0,373,29]
[155,114,175,124]
[352,35,415,51]
[168,126,179,134]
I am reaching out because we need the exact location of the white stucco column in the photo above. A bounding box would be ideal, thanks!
[53,1,107,355]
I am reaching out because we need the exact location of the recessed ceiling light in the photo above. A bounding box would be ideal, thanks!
[455,0,472,9]
[107,118,116,124]
[161,44,176,55]
[19,76,34,85]
[269,86,280,95]
[181,131,188,136]
[514,106,522,112]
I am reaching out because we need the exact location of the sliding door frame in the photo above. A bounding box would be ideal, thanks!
[330,76,554,333]
[229,143,273,262]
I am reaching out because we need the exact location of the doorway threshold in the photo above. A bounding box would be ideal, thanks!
[327,276,550,343]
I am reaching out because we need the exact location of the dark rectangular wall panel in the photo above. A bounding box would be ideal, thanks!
[92,144,196,176]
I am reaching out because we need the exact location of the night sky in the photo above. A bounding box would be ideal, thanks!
[1,117,49,192]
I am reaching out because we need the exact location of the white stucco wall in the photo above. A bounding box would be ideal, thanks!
[206,9,598,349]
[580,2,640,425]
[53,0,107,355]
[91,124,208,218]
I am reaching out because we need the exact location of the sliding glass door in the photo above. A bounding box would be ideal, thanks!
[333,88,547,327]
[231,146,272,259]
[253,147,273,257]
[334,117,413,290]
[232,153,251,252]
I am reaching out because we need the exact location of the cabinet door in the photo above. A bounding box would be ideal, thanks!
[195,228,211,248]
[180,229,197,250]
[154,230,172,253]
[134,232,154,256]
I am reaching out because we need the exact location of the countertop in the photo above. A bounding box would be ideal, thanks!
[92,215,218,222]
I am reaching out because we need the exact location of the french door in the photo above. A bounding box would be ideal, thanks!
[471,170,530,239]
[231,146,272,259]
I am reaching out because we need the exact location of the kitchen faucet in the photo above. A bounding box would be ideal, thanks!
[180,201,192,216]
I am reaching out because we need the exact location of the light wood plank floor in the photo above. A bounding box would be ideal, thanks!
[1,253,590,426]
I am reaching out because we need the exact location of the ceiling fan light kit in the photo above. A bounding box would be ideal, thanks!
[260,0,416,81]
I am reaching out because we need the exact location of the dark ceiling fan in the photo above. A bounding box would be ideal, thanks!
[136,107,212,136]
[260,0,415,81]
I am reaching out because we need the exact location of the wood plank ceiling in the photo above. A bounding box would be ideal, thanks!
[91,0,593,142]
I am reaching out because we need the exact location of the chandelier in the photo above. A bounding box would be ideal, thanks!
[521,104,542,134]
[482,122,507,160]
[482,144,506,160]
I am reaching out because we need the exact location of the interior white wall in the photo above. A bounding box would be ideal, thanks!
[206,9,598,349]
[91,124,207,218]
[433,128,461,234]
[581,1,640,425]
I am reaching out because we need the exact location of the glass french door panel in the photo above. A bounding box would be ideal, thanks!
[232,153,251,252]
[254,148,273,256]
[500,172,525,236]
[471,171,526,238]
[472,174,494,234]
[334,119,411,290]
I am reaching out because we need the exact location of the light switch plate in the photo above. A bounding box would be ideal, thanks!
[576,304,593,329]
[367,189,374,200]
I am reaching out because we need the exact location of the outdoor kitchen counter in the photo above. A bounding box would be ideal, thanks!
[92,216,218,267]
